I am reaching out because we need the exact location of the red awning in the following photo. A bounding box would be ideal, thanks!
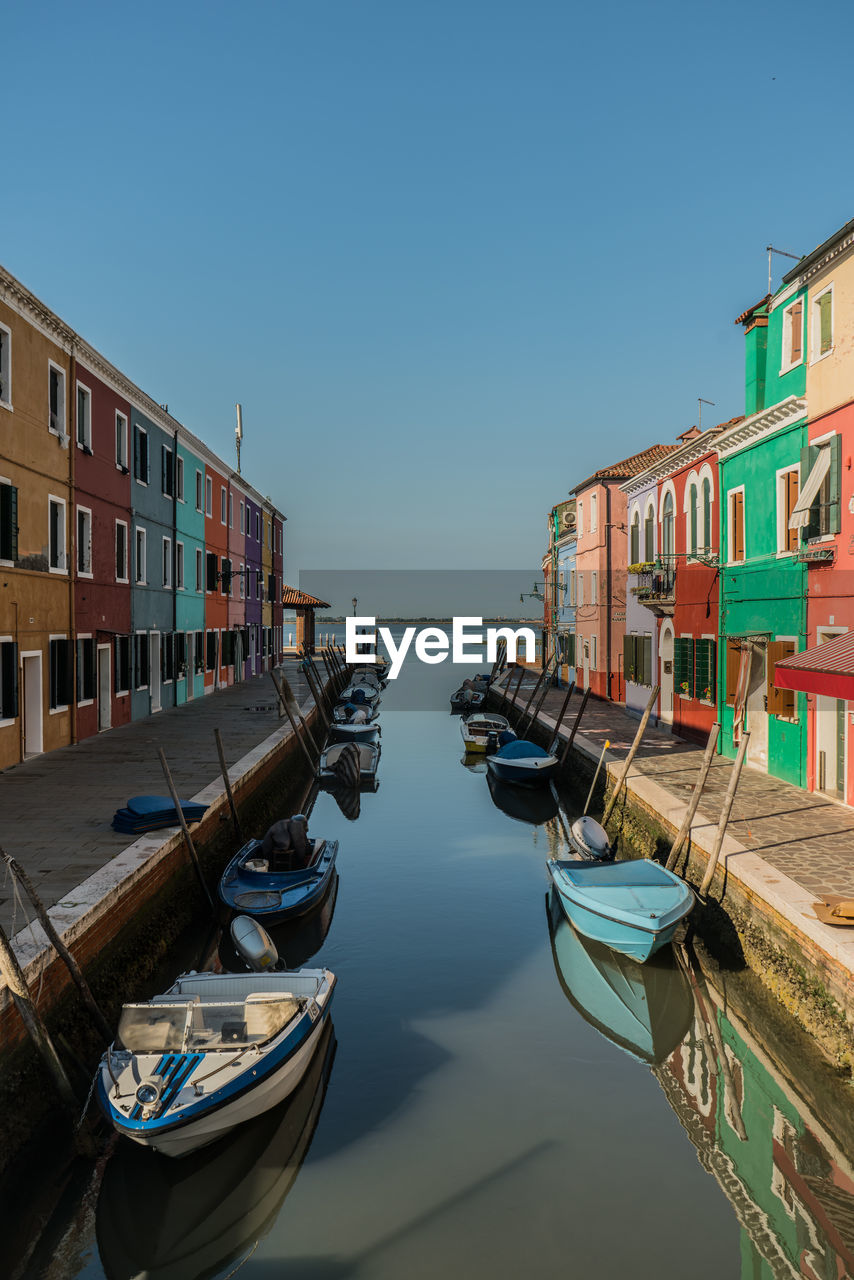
[774,631,854,700]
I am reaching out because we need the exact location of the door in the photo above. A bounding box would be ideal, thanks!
[97,645,111,731]
[816,695,845,798]
[150,632,161,712]
[659,623,674,726]
[745,645,768,770]
[21,653,43,756]
[582,637,590,689]
[186,632,195,701]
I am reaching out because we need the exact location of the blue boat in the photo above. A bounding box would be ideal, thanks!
[485,737,558,786]
[547,890,693,1062]
[219,836,339,926]
[547,856,694,963]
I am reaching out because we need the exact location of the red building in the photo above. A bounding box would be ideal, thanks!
[72,355,133,738]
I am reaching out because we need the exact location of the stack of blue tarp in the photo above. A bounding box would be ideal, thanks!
[112,795,208,835]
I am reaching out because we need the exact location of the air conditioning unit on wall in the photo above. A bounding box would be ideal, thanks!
[561,511,576,531]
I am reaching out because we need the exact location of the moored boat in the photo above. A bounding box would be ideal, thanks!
[547,856,694,963]
[318,741,380,787]
[96,968,336,1157]
[219,823,338,925]
[485,737,558,786]
[460,712,512,753]
[332,700,380,725]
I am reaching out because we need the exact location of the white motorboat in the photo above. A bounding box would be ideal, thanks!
[97,969,335,1157]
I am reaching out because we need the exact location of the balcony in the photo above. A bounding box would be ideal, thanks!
[630,559,676,616]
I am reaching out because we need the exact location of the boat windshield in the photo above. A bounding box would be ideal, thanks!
[116,1002,194,1054]
[185,995,302,1050]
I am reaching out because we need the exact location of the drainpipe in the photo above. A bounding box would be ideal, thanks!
[606,484,612,702]
[69,344,78,745]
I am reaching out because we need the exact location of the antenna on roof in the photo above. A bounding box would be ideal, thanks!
[235,403,243,475]
[698,398,715,431]
[766,245,801,294]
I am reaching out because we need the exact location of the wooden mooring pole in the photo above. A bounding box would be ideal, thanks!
[301,663,331,730]
[278,667,320,748]
[214,729,245,842]
[559,686,591,767]
[699,732,750,898]
[505,665,527,712]
[601,684,660,827]
[0,846,113,1043]
[548,681,575,753]
[665,722,720,872]
[515,657,554,732]
[157,748,215,914]
[270,670,318,767]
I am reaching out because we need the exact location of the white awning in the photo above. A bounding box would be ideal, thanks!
[789,446,830,529]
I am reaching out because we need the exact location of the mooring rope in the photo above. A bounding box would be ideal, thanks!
[76,1067,100,1130]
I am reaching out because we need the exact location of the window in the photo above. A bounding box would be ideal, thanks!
[49,363,65,435]
[577,572,584,607]
[221,630,234,666]
[239,562,245,598]
[49,638,73,709]
[591,571,597,603]
[624,634,653,687]
[661,491,675,559]
[630,511,640,564]
[115,520,128,581]
[161,445,174,497]
[134,425,149,483]
[240,500,245,533]
[229,493,234,528]
[590,494,597,533]
[688,484,698,558]
[694,638,716,703]
[116,412,128,470]
[702,478,711,554]
[220,486,227,524]
[267,573,276,602]
[49,496,67,572]
[255,511,260,541]
[76,383,92,451]
[134,633,149,689]
[76,507,92,576]
[206,629,218,672]
[644,505,655,561]
[162,633,174,683]
[195,547,203,592]
[767,639,796,718]
[196,469,203,512]
[115,635,130,693]
[674,636,695,698]
[812,286,833,360]
[206,551,218,592]
[782,298,804,370]
[135,527,147,584]
[778,469,800,553]
[728,490,744,562]
[176,541,184,589]
[205,475,212,516]
[590,635,597,669]
[0,483,18,562]
[569,570,576,606]
[221,557,232,595]
[76,637,96,703]
[175,632,186,678]
[0,640,18,721]
[162,536,172,588]
[791,438,839,539]
[0,322,11,407]
[176,455,184,502]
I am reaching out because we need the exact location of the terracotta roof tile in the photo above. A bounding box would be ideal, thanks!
[572,443,681,494]
[281,586,330,608]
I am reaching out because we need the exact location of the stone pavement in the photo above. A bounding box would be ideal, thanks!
[0,662,313,937]
[497,669,854,902]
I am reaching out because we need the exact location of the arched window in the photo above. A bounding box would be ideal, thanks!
[630,510,640,563]
[702,478,711,554]
[689,484,698,558]
[662,491,674,559]
[644,505,655,561]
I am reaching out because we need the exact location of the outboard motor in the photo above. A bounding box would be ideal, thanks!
[230,915,280,971]
[486,731,499,753]
[570,815,614,862]
[333,742,362,788]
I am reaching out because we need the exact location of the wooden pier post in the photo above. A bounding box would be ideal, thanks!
[157,748,215,913]
[665,722,720,872]
[0,847,113,1043]
[214,728,245,842]
[505,665,527,712]
[601,684,660,827]
[519,665,558,738]
[301,663,331,730]
[699,732,750,898]
[559,687,591,767]
[270,670,318,765]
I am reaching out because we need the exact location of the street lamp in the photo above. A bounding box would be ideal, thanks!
[352,597,357,616]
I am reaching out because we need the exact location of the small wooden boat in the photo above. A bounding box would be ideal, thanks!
[96,968,336,1157]
[450,681,488,714]
[332,700,380,725]
[460,712,511,753]
[318,741,380,787]
[485,738,558,785]
[219,834,338,925]
[338,682,381,709]
[326,719,381,744]
[547,856,694,963]
[547,890,692,1063]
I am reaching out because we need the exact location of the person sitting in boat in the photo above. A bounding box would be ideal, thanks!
[260,817,311,872]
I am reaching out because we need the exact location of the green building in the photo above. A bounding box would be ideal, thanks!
[716,293,808,785]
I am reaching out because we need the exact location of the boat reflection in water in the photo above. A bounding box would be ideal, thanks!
[547,890,693,1064]
[487,773,559,827]
[460,752,488,775]
[218,872,339,972]
[96,1017,336,1280]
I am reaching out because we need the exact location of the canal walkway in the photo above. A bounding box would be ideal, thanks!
[0,661,313,939]
[496,667,854,1027]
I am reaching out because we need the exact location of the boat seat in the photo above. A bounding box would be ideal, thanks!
[220,1019,248,1043]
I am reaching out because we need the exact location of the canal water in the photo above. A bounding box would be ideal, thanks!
[12,646,854,1279]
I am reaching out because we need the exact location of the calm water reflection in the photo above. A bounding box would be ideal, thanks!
[17,650,854,1278]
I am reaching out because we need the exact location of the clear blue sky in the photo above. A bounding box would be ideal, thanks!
[5,1,853,574]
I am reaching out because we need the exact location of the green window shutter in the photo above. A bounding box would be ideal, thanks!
[642,636,652,687]
[674,637,694,698]
[801,443,820,540]
[829,433,841,534]
[623,634,634,683]
[630,520,639,564]
[694,639,716,702]
[819,292,833,355]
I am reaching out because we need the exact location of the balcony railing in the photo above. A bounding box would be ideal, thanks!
[630,559,676,614]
